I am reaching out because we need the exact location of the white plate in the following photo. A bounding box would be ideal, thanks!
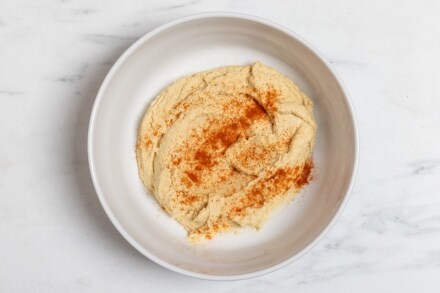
[88,12,358,280]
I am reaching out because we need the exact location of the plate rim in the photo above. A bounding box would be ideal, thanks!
[87,11,359,281]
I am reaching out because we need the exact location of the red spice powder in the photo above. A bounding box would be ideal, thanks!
[261,85,280,113]
[179,194,199,205]
[295,159,313,188]
[229,159,314,218]
[179,95,270,187]
[185,171,199,184]
[194,150,214,167]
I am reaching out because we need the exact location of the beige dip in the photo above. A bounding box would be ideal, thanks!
[136,62,317,241]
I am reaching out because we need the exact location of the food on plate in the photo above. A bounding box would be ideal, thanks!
[136,62,316,241]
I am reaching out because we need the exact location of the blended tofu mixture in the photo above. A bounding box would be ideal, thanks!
[136,62,317,241]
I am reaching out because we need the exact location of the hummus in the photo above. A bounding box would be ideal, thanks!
[136,62,317,241]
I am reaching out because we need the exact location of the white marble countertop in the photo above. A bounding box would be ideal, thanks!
[1,0,440,292]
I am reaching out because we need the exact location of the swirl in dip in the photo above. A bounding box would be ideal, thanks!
[136,62,317,241]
